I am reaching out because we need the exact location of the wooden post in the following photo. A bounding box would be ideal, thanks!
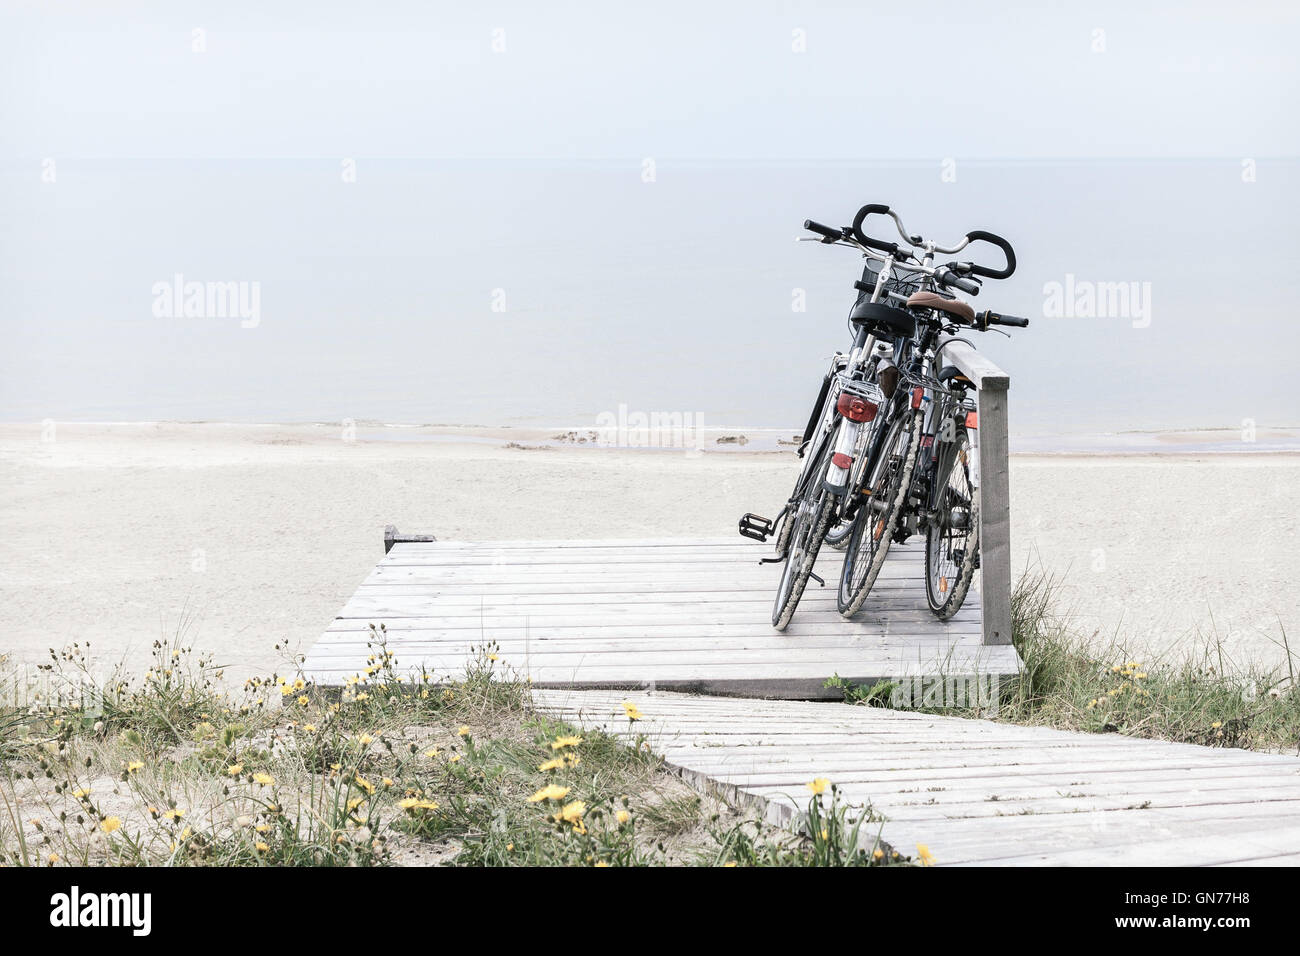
[938,341,1013,646]
[383,525,438,554]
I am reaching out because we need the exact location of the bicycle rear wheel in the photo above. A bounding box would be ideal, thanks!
[926,430,979,619]
[838,405,922,617]
[771,439,836,631]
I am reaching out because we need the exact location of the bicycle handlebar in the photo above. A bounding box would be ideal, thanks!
[964,230,1016,279]
[846,203,1017,279]
[977,309,1030,329]
[803,219,844,243]
[850,204,902,257]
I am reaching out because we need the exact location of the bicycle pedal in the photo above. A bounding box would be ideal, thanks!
[738,513,775,542]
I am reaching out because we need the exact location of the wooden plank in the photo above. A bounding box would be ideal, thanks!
[532,690,1300,865]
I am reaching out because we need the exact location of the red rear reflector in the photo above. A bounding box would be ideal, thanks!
[911,387,924,409]
[965,411,978,429]
[836,392,878,423]
[831,452,853,469]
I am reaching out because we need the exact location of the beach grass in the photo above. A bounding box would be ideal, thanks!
[995,569,1300,751]
[826,569,1300,753]
[0,634,906,867]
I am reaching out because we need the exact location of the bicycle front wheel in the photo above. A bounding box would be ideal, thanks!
[926,430,980,619]
[772,441,837,631]
[838,405,922,617]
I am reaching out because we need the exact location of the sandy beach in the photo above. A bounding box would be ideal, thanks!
[1,422,1296,684]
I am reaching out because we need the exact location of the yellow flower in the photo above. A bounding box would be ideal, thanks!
[227,763,244,776]
[1211,721,1222,729]
[424,748,439,758]
[807,777,830,795]
[554,800,586,824]
[355,774,376,794]
[48,853,60,864]
[101,817,122,834]
[358,733,374,745]
[527,784,570,803]
[255,841,269,852]
[126,761,144,773]
[255,823,270,833]
[621,702,643,721]
[594,861,610,867]
[303,724,316,732]
[917,844,936,866]
[723,861,737,868]
[253,772,275,786]
[448,754,461,763]
[457,726,471,737]
[381,777,394,788]
[538,757,566,772]
[873,848,884,860]
[72,788,90,799]
[297,695,310,706]
[550,735,583,750]
[487,654,499,662]
[616,810,631,825]
[164,808,185,821]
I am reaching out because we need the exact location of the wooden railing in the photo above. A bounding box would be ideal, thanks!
[936,341,1012,647]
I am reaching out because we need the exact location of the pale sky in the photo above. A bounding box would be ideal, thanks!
[2,0,1296,161]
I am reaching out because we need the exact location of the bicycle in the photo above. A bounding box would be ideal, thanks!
[740,203,1029,629]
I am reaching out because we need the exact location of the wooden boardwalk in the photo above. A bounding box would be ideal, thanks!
[533,690,1300,866]
[302,538,1021,696]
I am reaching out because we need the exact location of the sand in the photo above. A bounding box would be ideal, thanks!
[1,422,1296,684]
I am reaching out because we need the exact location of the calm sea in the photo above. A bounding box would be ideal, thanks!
[2,158,1297,444]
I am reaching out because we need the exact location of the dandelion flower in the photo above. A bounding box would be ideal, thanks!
[255,841,269,852]
[554,800,586,824]
[457,725,471,736]
[538,757,566,772]
[616,810,631,825]
[424,749,439,758]
[621,702,643,721]
[527,784,570,803]
[807,777,830,795]
[126,761,144,773]
[355,775,376,794]
[550,735,583,750]
[101,817,122,834]
[253,772,275,786]
[227,764,244,776]
[164,808,185,821]
[358,733,374,745]
[873,848,884,860]
[917,844,935,866]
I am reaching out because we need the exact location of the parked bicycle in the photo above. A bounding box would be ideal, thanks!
[739,203,1029,629]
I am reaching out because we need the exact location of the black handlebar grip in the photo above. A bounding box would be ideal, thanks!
[965,230,1016,279]
[981,310,1030,328]
[942,273,981,296]
[851,203,901,257]
[803,219,842,242]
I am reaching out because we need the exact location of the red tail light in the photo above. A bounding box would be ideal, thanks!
[911,387,924,409]
[836,392,878,423]
[831,452,853,469]
[965,411,979,429]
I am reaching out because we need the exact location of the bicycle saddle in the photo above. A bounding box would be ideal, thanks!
[849,300,915,339]
[907,290,975,324]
